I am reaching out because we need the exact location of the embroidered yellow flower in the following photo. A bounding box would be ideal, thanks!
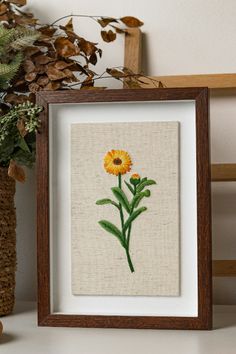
[104,150,132,176]
[97,150,157,272]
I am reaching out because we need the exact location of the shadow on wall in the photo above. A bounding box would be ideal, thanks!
[141,32,150,76]
[213,305,236,329]
[212,183,236,305]
[212,183,236,260]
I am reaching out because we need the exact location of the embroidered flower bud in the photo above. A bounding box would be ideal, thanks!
[143,189,151,197]
[130,173,140,186]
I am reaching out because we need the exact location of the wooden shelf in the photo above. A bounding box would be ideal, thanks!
[211,164,236,182]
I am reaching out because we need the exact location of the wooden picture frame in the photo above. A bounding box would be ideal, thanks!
[36,87,212,330]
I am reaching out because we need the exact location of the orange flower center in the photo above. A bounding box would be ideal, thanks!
[113,158,122,165]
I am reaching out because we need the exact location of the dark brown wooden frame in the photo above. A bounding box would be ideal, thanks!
[36,88,212,330]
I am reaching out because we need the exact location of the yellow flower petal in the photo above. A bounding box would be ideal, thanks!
[104,150,132,176]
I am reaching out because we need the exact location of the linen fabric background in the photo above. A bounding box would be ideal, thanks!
[71,121,180,296]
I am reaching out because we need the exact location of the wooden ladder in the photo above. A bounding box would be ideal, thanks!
[124,28,236,278]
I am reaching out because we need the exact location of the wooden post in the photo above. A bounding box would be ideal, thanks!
[124,28,142,73]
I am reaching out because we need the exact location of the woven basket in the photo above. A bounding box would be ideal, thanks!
[0,167,16,316]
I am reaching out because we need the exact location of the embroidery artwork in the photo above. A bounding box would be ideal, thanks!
[71,121,180,296]
[96,150,156,273]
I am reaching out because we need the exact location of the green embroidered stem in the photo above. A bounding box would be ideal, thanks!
[125,248,135,273]
[127,224,132,251]
[118,173,125,230]
[124,184,136,272]
[118,173,135,272]
[127,185,136,250]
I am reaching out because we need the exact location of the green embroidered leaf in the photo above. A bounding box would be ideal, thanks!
[131,190,151,208]
[96,198,119,208]
[140,177,147,183]
[131,194,143,208]
[124,180,135,195]
[98,220,124,246]
[111,187,131,213]
[136,179,156,193]
[123,206,147,232]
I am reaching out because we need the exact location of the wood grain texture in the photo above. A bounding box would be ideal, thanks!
[195,88,212,330]
[124,28,142,73]
[36,87,207,104]
[36,93,50,326]
[211,164,236,181]
[213,260,236,277]
[36,88,212,330]
[137,74,236,89]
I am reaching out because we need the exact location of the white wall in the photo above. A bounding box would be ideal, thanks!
[16,0,236,303]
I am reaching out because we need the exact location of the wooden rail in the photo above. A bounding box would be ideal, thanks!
[138,74,236,89]
[211,164,236,182]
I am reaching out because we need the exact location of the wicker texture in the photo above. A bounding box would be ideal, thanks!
[0,167,16,316]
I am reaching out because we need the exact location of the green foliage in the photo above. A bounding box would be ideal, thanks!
[111,186,131,213]
[0,53,23,89]
[124,180,135,195]
[10,27,40,51]
[0,25,40,53]
[123,207,147,233]
[131,190,151,208]
[0,26,16,50]
[0,25,40,89]
[97,171,157,272]
[0,101,42,167]
[0,24,42,170]
[96,198,114,205]
[98,220,124,246]
[136,179,156,193]
[96,198,119,209]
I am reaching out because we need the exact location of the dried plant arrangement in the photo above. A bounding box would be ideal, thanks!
[0,0,146,181]
[0,22,42,181]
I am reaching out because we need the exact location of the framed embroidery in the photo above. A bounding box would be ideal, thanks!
[36,88,212,329]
